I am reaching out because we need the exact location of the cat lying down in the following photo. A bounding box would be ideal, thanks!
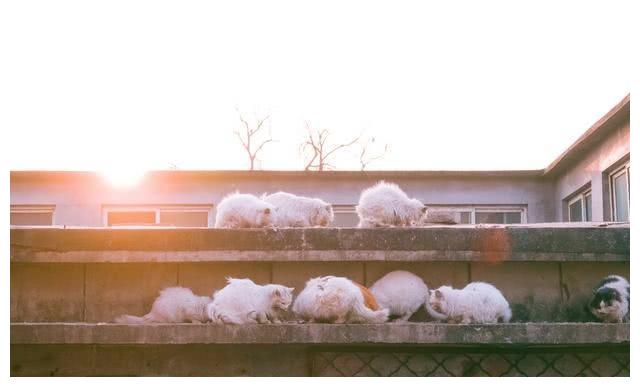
[114,286,212,324]
[370,270,447,322]
[356,181,427,228]
[293,276,389,323]
[262,191,334,227]
[427,282,512,324]
[215,192,275,228]
[207,277,294,324]
[589,275,629,323]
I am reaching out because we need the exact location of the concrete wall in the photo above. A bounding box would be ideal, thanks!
[10,227,630,376]
[10,260,629,324]
[10,172,555,225]
[10,227,630,323]
[553,119,630,222]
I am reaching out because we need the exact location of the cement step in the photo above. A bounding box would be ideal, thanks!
[11,322,630,346]
[10,225,630,262]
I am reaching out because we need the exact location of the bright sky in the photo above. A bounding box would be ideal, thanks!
[1,1,633,172]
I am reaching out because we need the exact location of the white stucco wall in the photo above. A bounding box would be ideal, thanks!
[10,172,555,226]
[553,119,630,222]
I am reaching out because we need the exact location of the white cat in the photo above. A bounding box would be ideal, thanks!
[427,282,512,324]
[293,276,389,323]
[356,181,427,228]
[207,277,294,324]
[589,275,629,323]
[114,286,212,324]
[262,191,334,227]
[370,270,447,322]
[214,192,275,228]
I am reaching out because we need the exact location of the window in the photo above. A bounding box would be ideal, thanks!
[610,163,630,221]
[425,205,527,224]
[10,205,55,226]
[331,204,359,227]
[103,205,212,227]
[298,204,525,226]
[567,188,592,222]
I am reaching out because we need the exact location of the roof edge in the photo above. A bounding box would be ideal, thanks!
[543,94,630,177]
[10,169,545,180]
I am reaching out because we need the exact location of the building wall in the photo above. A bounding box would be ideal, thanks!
[553,118,630,222]
[10,172,555,226]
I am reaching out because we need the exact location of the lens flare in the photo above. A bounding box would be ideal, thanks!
[101,167,146,188]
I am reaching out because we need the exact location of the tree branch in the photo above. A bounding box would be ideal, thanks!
[234,110,274,170]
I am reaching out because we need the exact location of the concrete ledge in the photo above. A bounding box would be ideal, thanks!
[11,323,630,346]
[10,226,630,262]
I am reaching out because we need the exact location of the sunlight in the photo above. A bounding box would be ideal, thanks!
[100,167,146,188]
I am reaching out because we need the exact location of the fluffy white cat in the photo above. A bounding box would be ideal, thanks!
[356,181,427,228]
[589,275,629,323]
[370,270,446,322]
[293,276,389,323]
[427,282,512,324]
[207,277,294,324]
[262,191,334,227]
[214,192,275,228]
[114,286,212,324]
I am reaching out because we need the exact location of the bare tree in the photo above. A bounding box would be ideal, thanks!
[234,110,274,170]
[301,123,361,171]
[359,136,390,171]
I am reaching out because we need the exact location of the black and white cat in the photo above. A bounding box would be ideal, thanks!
[589,275,629,323]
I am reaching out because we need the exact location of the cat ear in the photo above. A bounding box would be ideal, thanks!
[435,289,443,298]
[421,206,428,214]
[288,287,295,292]
[272,288,282,297]
[264,207,271,215]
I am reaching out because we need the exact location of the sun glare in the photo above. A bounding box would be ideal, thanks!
[101,167,146,188]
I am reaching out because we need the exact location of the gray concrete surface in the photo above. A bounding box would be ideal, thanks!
[10,322,630,345]
[10,226,630,263]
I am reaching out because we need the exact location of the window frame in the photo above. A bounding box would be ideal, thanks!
[470,206,527,224]
[609,162,630,221]
[287,204,528,225]
[423,205,527,224]
[10,204,56,226]
[102,204,213,227]
[567,188,592,222]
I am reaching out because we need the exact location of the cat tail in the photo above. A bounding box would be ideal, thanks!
[352,302,389,323]
[114,313,153,324]
[424,301,448,321]
[500,306,512,323]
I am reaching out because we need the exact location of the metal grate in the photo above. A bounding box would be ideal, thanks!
[312,348,630,377]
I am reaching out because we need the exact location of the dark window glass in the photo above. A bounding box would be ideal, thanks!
[505,212,522,224]
[459,212,472,224]
[159,211,209,227]
[332,212,359,227]
[569,200,583,222]
[585,194,592,221]
[10,212,53,226]
[107,211,156,226]
[476,211,522,224]
[613,172,629,221]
